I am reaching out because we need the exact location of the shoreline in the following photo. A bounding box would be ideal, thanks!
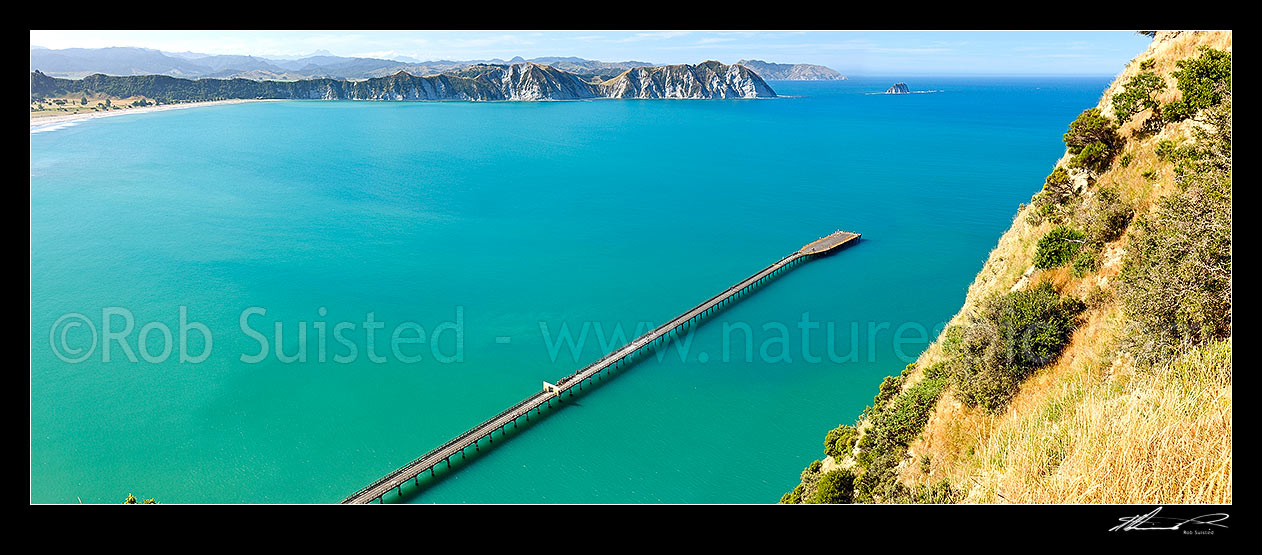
[30,99,276,131]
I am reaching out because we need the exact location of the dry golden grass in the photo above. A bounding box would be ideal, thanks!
[954,336,1231,504]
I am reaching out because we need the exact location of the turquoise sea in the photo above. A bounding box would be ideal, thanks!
[30,76,1111,503]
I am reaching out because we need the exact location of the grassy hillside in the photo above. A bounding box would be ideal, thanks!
[781,30,1231,505]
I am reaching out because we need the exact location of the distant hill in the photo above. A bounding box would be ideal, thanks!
[30,47,835,85]
[29,47,657,83]
[29,47,212,79]
[736,60,845,80]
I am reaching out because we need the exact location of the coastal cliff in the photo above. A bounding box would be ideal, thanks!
[599,60,775,99]
[781,30,1231,505]
[30,61,776,103]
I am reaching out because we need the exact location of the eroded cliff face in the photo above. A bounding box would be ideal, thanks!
[293,65,601,101]
[284,61,774,101]
[600,61,776,99]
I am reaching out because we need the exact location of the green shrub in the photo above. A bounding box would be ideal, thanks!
[1027,190,1071,226]
[824,424,859,459]
[1139,58,1156,70]
[853,449,905,503]
[1113,71,1166,123]
[858,372,947,467]
[948,283,1085,411]
[1119,152,1133,168]
[1034,226,1087,269]
[1063,108,1120,172]
[779,483,805,504]
[874,374,903,408]
[1028,167,1078,226]
[1071,244,1100,277]
[941,324,965,357]
[1162,46,1231,122]
[808,469,858,504]
[1070,142,1112,173]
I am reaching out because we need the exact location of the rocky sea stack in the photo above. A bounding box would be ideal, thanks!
[885,82,911,94]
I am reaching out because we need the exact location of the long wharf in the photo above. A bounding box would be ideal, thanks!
[341,230,861,504]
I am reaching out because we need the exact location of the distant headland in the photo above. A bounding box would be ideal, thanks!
[736,60,846,80]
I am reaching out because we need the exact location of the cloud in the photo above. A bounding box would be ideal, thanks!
[614,31,692,43]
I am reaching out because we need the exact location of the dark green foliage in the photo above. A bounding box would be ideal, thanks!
[808,469,858,504]
[1070,142,1112,173]
[1162,47,1231,122]
[1139,58,1156,70]
[1042,166,1075,204]
[1142,169,1159,181]
[941,325,965,357]
[857,372,947,470]
[1034,226,1087,269]
[1154,139,1177,161]
[824,424,859,459]
[1071,244,1100,277]
[1113,71,1165,123]
[989,283,1085,372]
[921,361,949,382]
[948,283,1085,412]
[874,374,903,408]
[852,449,904,503]
[1063,108,1120,172]
[779,483,805,504]
[1119,152,1134,168]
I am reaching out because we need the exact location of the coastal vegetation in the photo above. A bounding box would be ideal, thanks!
[780,30,1231,505]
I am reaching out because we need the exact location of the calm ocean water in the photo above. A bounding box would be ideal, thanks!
[30,76,1110,503]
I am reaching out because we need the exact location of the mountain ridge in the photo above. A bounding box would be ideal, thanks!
[30,60,776,102]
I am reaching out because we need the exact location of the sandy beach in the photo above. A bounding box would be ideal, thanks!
[30,99,276,131]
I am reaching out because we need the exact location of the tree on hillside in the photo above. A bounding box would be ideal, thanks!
[1162,46,1231,122]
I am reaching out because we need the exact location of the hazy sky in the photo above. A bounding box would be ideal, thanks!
[29,30,1157,76]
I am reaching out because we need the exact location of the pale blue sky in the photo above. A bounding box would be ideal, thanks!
[29,30,1157,76]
